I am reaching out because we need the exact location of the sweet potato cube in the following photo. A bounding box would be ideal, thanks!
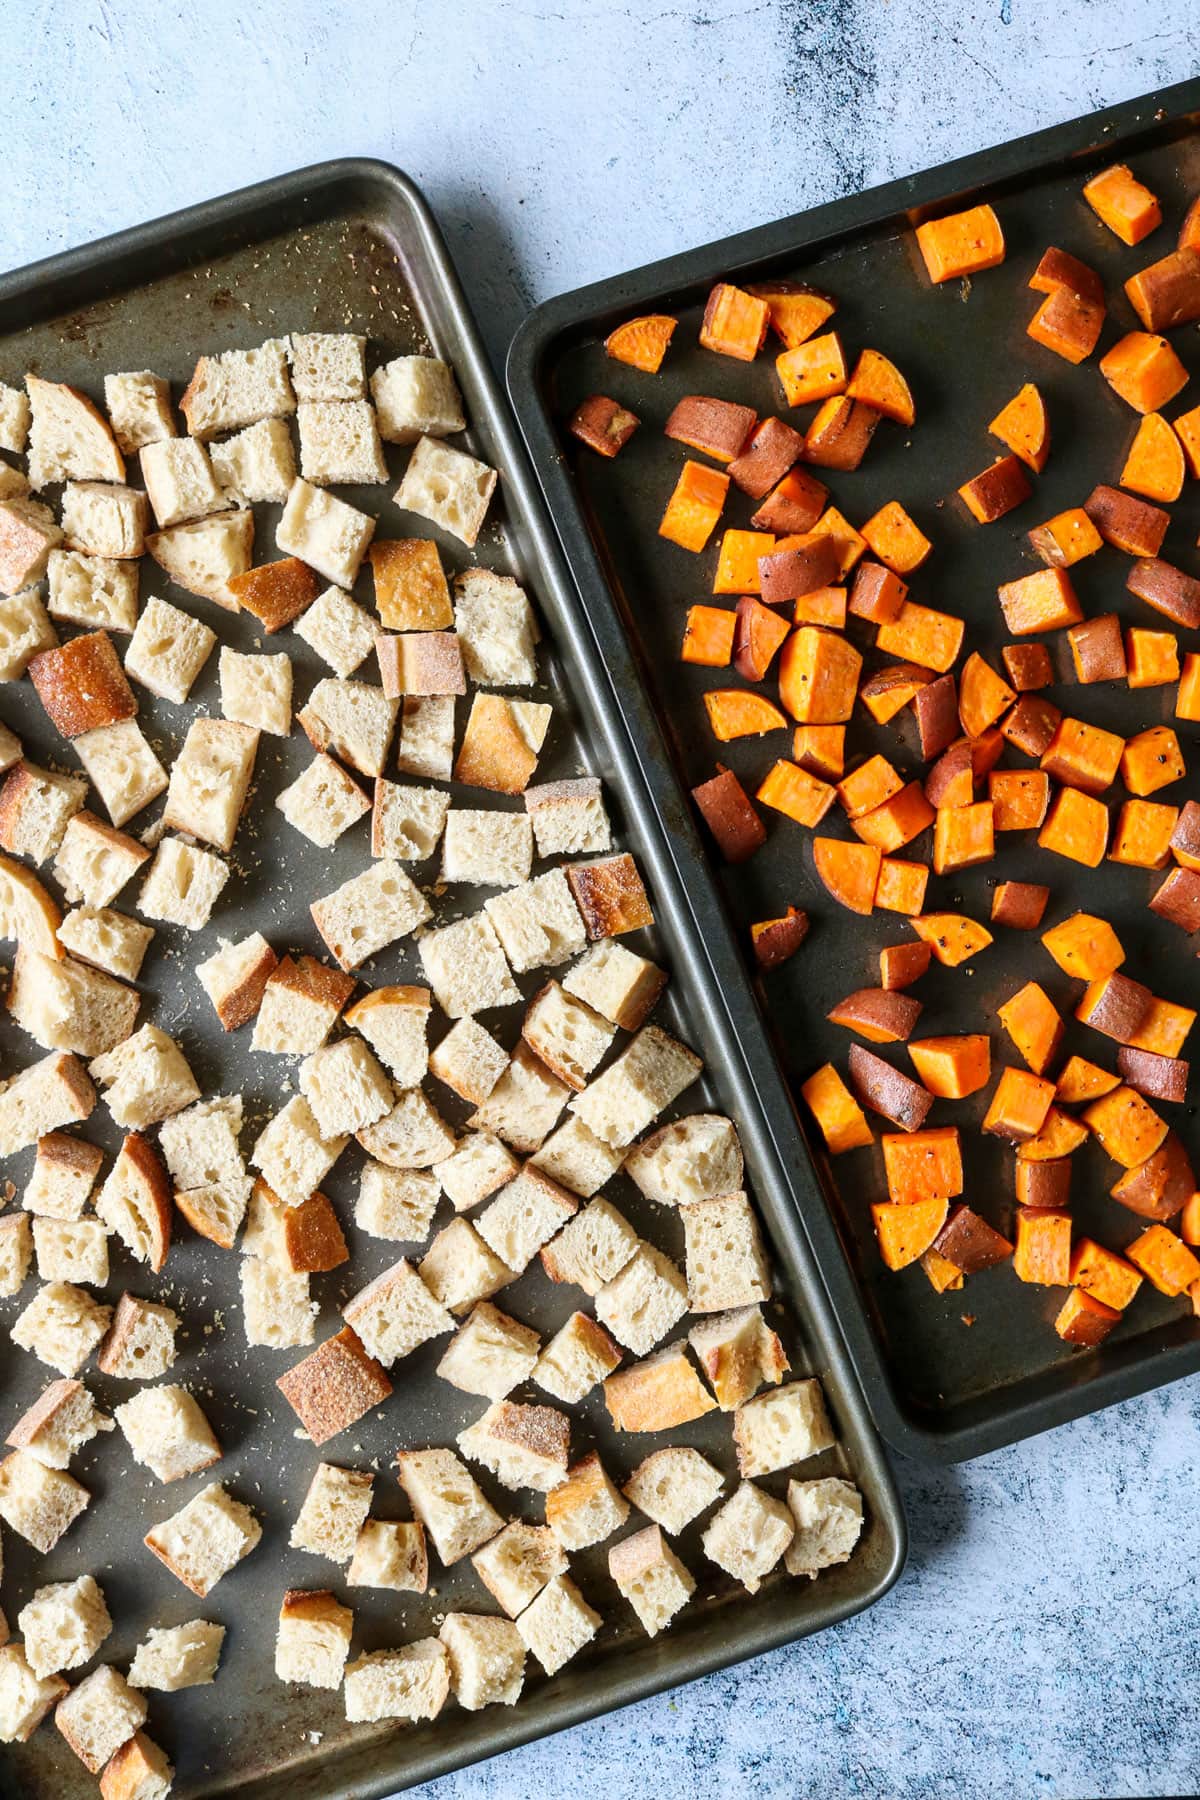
[1041,718,1123,795]
[659,461,729,552]
[1068,614,1126,685]
[713,529,773,595]
[1083,1086,1168,1168]
[798,507,867,577]
[1126,627,1179,690]
[1029,246,1103,303]
[751,908,809,971]
[958,455,1032,524]
[1109,799,1178,870]
[1125,1224,1200,1297]
[1013,1209,1071,1285]
[998,982,1063,1075]
[848,1044,933,1133]
[1002,696,1061,760]
[1037,788,1108,867]
[1082,163,1162,245]
[732,596,790,679]
[666,396,756,464]
[803,397,880,471]
[933,1204,1013,1273]
[1041,913,1124,980]
[852,784,935,854]
[921,1248,965,1293]
[747,281,836,349]
[983,1067,1055,1142]
[1027,509,1103,569]
[1182,200,1200,252]
[1174,401,1200,475]
[793,724,845,780]
[875,858,929,917]
[861,663,929,726]
[989,770,1050,832]
[907,1036,990,1099]
[691,765,766,863]
[1075,971,1153,1043]
[1177,653,1200,720]
[750,466,828,535]
[1084,486,1169,557]
[988,383,1050,471]
[915,203,1005,282]
[703,689,788,742]
[1172,800,1200,870]
[1056,1056,1121,1105]
[700,283,770,361]
[1016,1158,1072,1210]
[846,349,914,426]
[872,1198,948,1271]
[991,881,1050,930]
[1070,1238,1142,1310]
[568,395,640,457]
[828,987,921,1045]
[1054,1288,1120,1345]
[728,418,805,499]
[1018,1107,1088,1162]
[880,940,932,989]
[837,754,904,821]
[933,801,994,875]
[1120,412,1185,502]
[681,605,736,667]
[997,569,1083,638]
[812,838,880,914]
[794,585,846,629]
[861,502,931,575]
[605,314,677,372]
[800,1062,873,1154]
[1121,725,1185,798]
[1100,333,1188,414]
[756,759,835,828]
[849,562,907,625]
[911,913,992,968]
[778,627,861,724]
[1183,1193,1200,1247]
[883,1127,964,1202]
[1027,288,1105,363]
[775,333,847,407]
[759,538,841,606]
[1111,1131,1194,1218]
[875,601,964,675]
[1127,997,1195,1060]
[1117,1046,1188,1106]
[911,674,958,760]
[958,653,1015,739]
[1149,866,1200,933]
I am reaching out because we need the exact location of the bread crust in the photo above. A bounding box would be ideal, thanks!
[28,632,137,738]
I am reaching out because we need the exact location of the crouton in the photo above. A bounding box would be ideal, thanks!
[395,1445,503,1565]
[785,1476,864,1578]
[357,1087,455,1169]
[0,1643,68,1742]
[298,674,398,777]
[475,1164,578,1273]
[568,854,654,940]
[72,721,168,828]
[545,1451,629,1550]
[153,1092,240,1197]
[114,1384,221,1483]
[299,1036,394,1138]
[436,1301,541,1400]
[146,510,255,611]
[440,1613,526,1711]
[180,339,294,438]
[395,436,495,546]
[453,567,539,685]
[276,752,370,849]
[0,585,57,673]
[397,691,455,780]
[701,1481,794,1593]
[418,1218,511,1315]
[609,1525,695,1638]
[347,1520,428,1592]
[682,1191,772,1313]
[139,437,228,528]
[371,356,464,442]
[539,1194,639,1293]
[623,1446,725,1535]
[99,1731,173,1800]
[218,646,292,736]
[103,371,175,455]
[604,1342,716,1433]
[594,1243,688,1357]
[241,1177,348,1272]
[435,1132,519,1213]
[251,954,354,1055]
[471,1523,567,1618]
[297,399,387,484]
[458,1399,569,1493]
[689,1304,790,1410]
[250,1095,347,1208]
[164,717,258,851]
[127,1620,225,1691]
[8,944,139,1058]
[275,1589,354,1690]
[124,594,216,704]
[60,482,147,559]
[275,1326,392,1445]
[377,628,466,698]
[418,911,521,1017]
[0,1052,96,1156]
[468,1045,570,1155]
[94,1133,172,1270]
[293,583,376,677]
[733,1379,835,1477]
[276,478,374,588]
[0,763,86,863]
[441,807,533,888]
[429,1016,508,1105]
[57,907,154,983]
[32,1216,109,1286]
[6,1378,112,1468]
[0,502,63,595]
[137,838,229,931]
[625,1113,744,1207]
[369,537,453,630]
[47,549,139,634]
[570,1025,703,1150]
[562,940,667,1031]
[525,776,612,858]
[11,1281,112,1377]
[26,377,124,489]
[312,854,431,971]
[532,1310,621,1403]
[290,333,367,402]
[143,1481,261,1597]
[17,1575,111,1678]
[484,869,586,973]
[515,1575,600,1676]
[0,720,21,770]
[23,1135,103,1222]
[228,554,319,633]
[372,779,451,861]
[0,382,31,455]
[289,1462,374,1562]
[343,1642,449,1724]
[0,1450,89,1550]
[456,693,552,794]
[530,1115,625,1197]
[342,1257,454,1365]
[209,417,296,505]
[96,1292,180,1380]
[196,931,278,1030]
[345,985,431,1085]
[522,981,615,1091]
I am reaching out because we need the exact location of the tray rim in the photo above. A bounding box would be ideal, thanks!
[0,157,906,1800]
[506,75,1200,1463]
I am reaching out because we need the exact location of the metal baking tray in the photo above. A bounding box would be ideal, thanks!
[0,162,904,1798]
[507,80,1200,1462]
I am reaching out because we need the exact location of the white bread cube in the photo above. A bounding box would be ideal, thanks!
[158,1096,243,1214]
[32,1216,108,1286]
[0,502,63,596]
[0,762,85,862]
[180,339,294,439]
[311,857,431,972]
[124,594,216,703]
[293,583,375,677]
[429,1016,507,1105]
[72,720,167,828]
[219,646,292,736]
[546,1451,628,1550]
[297,399,387,484]
[8,945,139,1059]
[137,837,228,930]
[595,1244,688,1357]
[468,1042,571,1154]
[127,1620,224,1691]
[344,1641,449,1724]
[61,482,147,559]
[625,1114,743,1208]
[603,1345,716,1433]
[290,333,366,402]
[299,1037,393,1138]
[532,1311,621,1404]
[397,693,455,780]
[371,356,464,442]
[418,911,520,1018]
[458,1399,569,1493]
[0,1054,96,1159]
[435,1132,518,1213]
[347,1519,427,1592]
[442,808,533,888]
[239,1180,347,1273]
[97,1292,179,1380]
[274,1589,353,1690]
[18,1576,111,1679]
[196,932,277,1031]
[164,717,258,850]
[239,1260,316,1347]
[485,870,585,975]
[371,777,450,861]
[103,371,175,455]
[100,1728,174,1797]
[57,907,154,982]
[89,1024,199,1129]
[418,1218,511,1315]
[93,1134,171,1270]
[12,1281,112,1376]
[140,437,227,528]
[52,812,143,914]
[376,628,466,699]
[289,1461,373,1561]
[436,1301,541,1400]
[276,752,369,848]
[146,510,254,611]
[143,1481,261,1597]
[357,1087,454,1168]
[0,1450,89,1550]
[476,1164,577,1273]
[114,1384,221,1483]
[0,1643,68,1742]
[689,1304,790,1412]
[453,568,538,685]
[251,955,353,1055]
[298,675,398,778]
[530,1115,624,1197]
[785,1477,864,1578]
[0,382,30,454]
[623,1447,724,1535]
[515,1574,600,1676]
[608,1524,694,1637]
[525,776,612,858]
[26,377,124,489]
[440,1613,525,1711]
[47,549,139,634]
[396,437,495,546]
[277,477,373,587]
[395,1446,503,1565]
[471,1523,566,1618]
[342,1257,454,1366]
[0,585,57,674]
[176,1177,252,1253]
[701,1481,794,1594]
[522,981,614,1092]
[250,1096,347,1207]
[0,1213,32,1296]
[539,1195,638,1294]
[682,1191,771,1314]
[455,693,551,795]
[733,1379,835,1478]
[563,940,667,1031]
[344,985,430,1085]
[5,1377,111,1468]
[355,1162,440,1243]
[570,1026,703,1151]
[209,417,296,504]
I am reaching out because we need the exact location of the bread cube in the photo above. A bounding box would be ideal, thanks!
[395,436,495,546]
[209,417,296,504]
[623,1447,725,1535]
[0,499,64,592]
[395,1446,503,1565]
[522,981,615,1092]
[476,1164,577,1273]
[470,1043,572,1153]
[47,550,138,634]
[603,1343,715,1434]
[625,1114,743,1208]
[568,853,654,941]
[369,536,453,630]
[299,1036,394,1138]
[196,931,278,1031]
[485,870,585,975]
[372,356,464,443]
[239,1259,316,1347]
[0,586,57,675]
[32,1216,108,1286]
[138,837,228,931]
[153,1094,242,1195]
[571,1026,703,1151]
[99,1731,174,1800]
[180,339,294,438]
[429,1016,508,1105]
[348,1519,428,1592]
[471,1523,566,1618]
[371,777,451,862]
[458,1398,569,1493]
[435,1131,519,1213]
[357,1087,455,1168]
[530,1115,624,1197]
[228,554,318,632]
[0,1643,68,1742]
[18,1575,111,1678]
[6,1377,112,1468]
[127,1620,225,1691]
[419,1218,511,1315]
[456,693,552,795]
[0,1450,89,1550]
[299,675,398,777]
[682,1191,771,1315]
[785,1476,864,1578]
[97,1292,180,1380]
[345,984,430,1086]
[251,1095,347,1207]
[0,382,30,454]
[436,1300,541,1400]
[147,510,255,612]
[219,646,292,736]
[440,1613,525,1711]
[26,377,124,488]
[608,1524,695,1637]
[164,716,258,851]
[90,1025,199,1131]
[8,943,139,1058]
[342,1257,454,1366]
[251,954,354,1055]
[453,567,539,685]
[442,808,533,889]
[397,692,455,780]
[298,399,387,484]
[524,777,612,859]
[311,857,431,972]
[12,1281,112,1376]
[562,940,667,1032]
[275,1326,392,1445]
[73,720,167,828]
[532,1311,621,1404]
[60,482,147,559]
[0,1053,97,1159]
[516,1574,600,1676]
[594,1243,688,1357]
[241,1178,347,1272]
[377,628,466,698]
[289,1461,374,1562]
[144,1481,261,1596]
[352,1163,436,1248]
[114,1384,220,1485]
[733,1378,836,1477]
[275,1589,353,1690]
[276,477,374,587]
[418,911,521,1018]
[124,594,216,704]
[0,762,86,863]
[540,1195,639,1294]
[701,1481,794,1594]
[344,1641,449,1724]
[103,370,175,455]
[140,436,227,528]
[276,752,370,849]
[545,1451,629,1551]
[290,332,366,402]
[689,1304,790,1411]
[293,583,376,677]
[58,907,153,982]
[0,1212,33,1297]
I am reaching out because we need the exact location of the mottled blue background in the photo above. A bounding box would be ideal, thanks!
[6,4,1199,1795]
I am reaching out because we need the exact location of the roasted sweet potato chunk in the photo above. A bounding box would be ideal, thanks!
[778,626,861,723]
[851,784,935,854]
[1125,1223,1200,1296]
[776,332,847,407]
[793,724,845,780]
[759,537,842,606]
[1125,246,1200,332]
[1126,558,1200,629]
[1054,1289,1119,1346]
[1028,509,1103,569]
[829,986,922,1045]
[728,417,805,498]
[731,596,790,680]
[1002,695,1061,759]
[1120,412,1185,502]
[659,460,729,551]
[880,940,932,990]
[991,881,1050,930]
[756,759,835,828]
[862,663,929,727]
[1016,1157,1071,1211]
[924,742,973,811]
[700,283,770,361]
[837,754,904,821]
[907,1036,990,1099]
[1075,971,1153,1044]
[911,913,992,968]
[1084,1084,1168,1167]
[998,981,1063,1075]
[847,1043,933,1133]
[1056,1056,1121,1106]
[1040,717,1123,795]
[933,801,994,875]
[750,466,828,535]
[872,1198,949,1271]
[691,765,765,862]
[989,770,1049,832]
[882,1126,963,1202]
[1037,789,1109,867]
[1111,1132,1193,1222]
[875,601,964,675]
[568,395,640,457]
[1149,867,1200,933]
[915,204,1005,282]
[747,281,835,349]
[794,585,847,629]
[958,653,1015,738]
[1170,800,1200,871]
[861,501,931,575]
[665,395,756,463]
[983,1067,1055,1143]
[1068,614,1126,685]
[1126,627,1179,689]
[874,857,929,917]
[751,907,809,971]
[803,397,880,470]
[1013,1208,1071,1286]
[1110,798,1178,870]
[997,568,1082,635]
[1117,1046,1189,1105]
[1100,332,1188,414]
[1071,1238,1142,1310]
[681,605,736,667]
[934,1204,1013,1273]
[703,688,788,742]
[1121,725,1185,799]
[801,1061,873,1153]
[989,383,1051,470]
[1084,485,1169,557]
[813,837,880,914]
[605,314,677,372]
[1027,287,1105,363]
[1083,163,1161,244]
[712,528,772,594]
[846,349,915,426]
[1029,246,1104,304]
[958,455,1032,524]
[1042,913,1124,980]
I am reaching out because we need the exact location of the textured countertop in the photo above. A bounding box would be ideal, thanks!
[6,4,1199,1796]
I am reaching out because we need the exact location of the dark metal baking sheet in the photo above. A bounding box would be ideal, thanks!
[0,162,904,1798]
[507,80,1200,1462]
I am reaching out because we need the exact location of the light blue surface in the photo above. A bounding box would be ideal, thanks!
[7,5,1200,1796]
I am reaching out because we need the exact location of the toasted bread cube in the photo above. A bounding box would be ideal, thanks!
[396,437,495,546]
[124,594,216,704]
[609,1523,695,1636]
[419,1218,512,1315]
[140,437,227,528]
[0,459,26,499]
[396,1446,503,1565]
[0,1450,89,1550]
[99,1730,174,1799]
[61,482,147,559]
[441,808,533,888]
[429,1016,508,1106]
[348,1519,428,1592]
[239,1259,315,1348]
[0,382,30,454]
[158,1094,244,1193]
[252,955,353,1056]
[357,1087,455,1168]
[275,1589,353,1690]
[218,646,292,736]
[57,907,154,982]
[57,1669,147,1776]
[344,1642,449,1724]
[240,1178,347,1272]
[8,943,139,1058]
[701,1480,794,1593]
[0,502,62,596]
[17,1576,111,1679]
[96,1292,179,1380]
[459,1399,569,1493]
[93,1134,171,1272]
[164,717,257,851]
[12,1281,112,1376]
[453,567,539,685]
[467,1045,571,1156]
[625,1114,743,1208]
[56,810,150,913]
[476,1164,578,1273]
[344,986,430,1087]
[6,1377,111,1468]
[311,857,431,972]
[0,586,57,675]
[397,692,455,780]
[568,854,654,941]
[571,1026,703,1150]
[785,1476,864,1577]
[369,536,453,630]
[418,911,521,1018]
[485,869,586,974]
[532,1310,621,1403]
[0,1211,33,1295]
[435,1132,520,1213]
[103,371,174,455]
[342,1257,454,1366]
[138,837,228,931]
[372,778,450,861]
[276,752,370,849]
[440,1613,525,1711]
[228,554,318,632]
[0,1643,68,1742]
[290,332,366,402]
[522,981,615,1091]
[377,628,466,698]
[146,510,255,612]
[516,1574,600,1676]
[524,776,611,858]
[127,1620,225,1691]
[196,931,277,1031]
[143,1481,260,1597]
[73,720,167,828]
[546,1451,629,1550]
[0,1054,97,1159]
[456,693,551,794]
[277,477,374,587]
[689,1304,789,1411]
[540,1194,639,1293]
[293,582,376,677]
[114,1384,221,1483]
[0,762,86,862]
[530,1115,624,1197]
[298,399,387,485]
[24,1134,101,1223]
[47,550,138,634]
[436,1301,541,1400]
[624,1447,724,1535]
[299,1037,394,1138]
[733,1377,835,1477]
[180,339,294,439]
[251,1095,346,1207]
[472,1522,567,1618]
[289,1461,374,1562]
[372,355,465,442]
[562,940,667,1032]
[32,1216,109,1286]
[209,417,296,505]
[595,1243,688,1356]
[682,1191,772,1313]
[275,1326,392,1445]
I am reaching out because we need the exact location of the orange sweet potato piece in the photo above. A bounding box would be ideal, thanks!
[997,981,1063,1075]
[861,502,931,575]
[958,455,1033,524]
[1120,725,1185,798]
[907,1036,990,1099]
[880,940,932,989]
[691,765,766,862]
[813,838,881,914]
[1013,1208,1071,1285]
[700,283,770,361]
[1177,655,1200,721]
[751,908,809,971]
[1125,246,1200,333]
[872,1198,949,1271]
[849,1044,934,1133]
[1068,614,1127,685]
[882,1126,963,1203]
[1111,1131,1194,1217]
[778,627,862,724]
[1070,1237,1143,1309]
[1120,413,1185,502]
[794,585,847,629]
[911,913,992,968]
[1017,1107,1089,1162]
[1082,164,1162,245]
[1083,1085,1168,1168]
[921,1248,965,1293]
[1084,485,1169,557]
[933,1205,1013,1273]
[797,506,868,577]
[1182,200,1200,253]
[989,770,1050,832]
[659,460,729,552]
[756,759,836,828]
[1126,627,1179,689]
[1016,1158,1072,1210]
[728,418,806,500]
[1109,798,1178,870]
[982,1066,1055,1142]
[958,653,1015,738]
[1124,1224,1200,1297]
[803,397,880,471]
[875,601,964,675]
[776,333,848,407]
[852,784,935,854]
[732,595,789,679]
[848,562,907,626]
[1075,971,1153,1044]
[932,801,994,875]
[1182,1192,1200,1246]
[836,754,904,821]
[568,395,640,457]
[1041,913,1124,980]
[1029,246,1104,304]
[1056,1056,1121,1106]
[605,314,677,372]
[925,742,973,812]
[703,689,788,742]
[915,203,1005,282]
[750,466,828,536]
[1041,717,1123,795]
[1037,789,1108,866]
[1127,557,1200,631]
[1171,801,1200,870]
[667,396,757,463]
[713,528,774,594]
[846,349,915,426]
[1028,509,1103,568]
[1002,697,1061,761]
[746,281,836,350]
[681,605,736,667]
[861,663,929,726]
[997,568,1082,635]
[1054,1288,1120,1345]
[1100,333,1189,414]
[875,858,929,918]
[989,384,1050,472]
[991,880,1050,930]
[1126,997,1195,1059]
[800,1062,873,1153]
[1174,401,1200,477]
[759,537,841,605]
[793,724,845,780]
[1027,287,1105,363]
[828,987,922,1045]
